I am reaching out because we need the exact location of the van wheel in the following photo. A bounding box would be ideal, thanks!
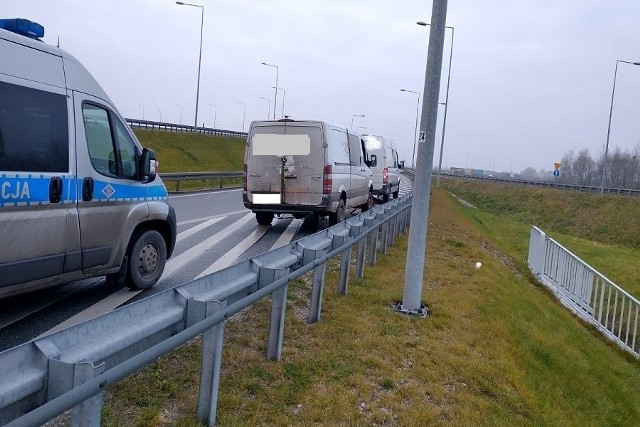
[256,212,273,226]
[329,199,346,225]
[361,189,373,212]
[393,188,399,199]
[126,230,167,290]
[382,192,390,203]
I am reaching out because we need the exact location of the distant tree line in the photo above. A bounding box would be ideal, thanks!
[557,145,640,189]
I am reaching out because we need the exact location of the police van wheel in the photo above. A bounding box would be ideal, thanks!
[126,230,167,290]
[256,212,273,226]
[329,199,346,225]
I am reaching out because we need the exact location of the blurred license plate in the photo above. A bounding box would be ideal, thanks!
[253,193,281,204]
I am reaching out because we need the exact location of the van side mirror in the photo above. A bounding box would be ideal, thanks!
[399,160,404,169]
[368,154,377,168]
[140,148,157,183]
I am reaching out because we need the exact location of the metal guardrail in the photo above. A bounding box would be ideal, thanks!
[528,226,639,358]
[159,171,243,191]
[126,118,248,139]
[0,195,412,426]
[443,172,640,197]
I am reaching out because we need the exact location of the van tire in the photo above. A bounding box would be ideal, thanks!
[256,212,273,226]
[126,230,167,290]
[329,199,346,225]
[392,188,399,199]
[382,192,390,203]
[360,189,373,212]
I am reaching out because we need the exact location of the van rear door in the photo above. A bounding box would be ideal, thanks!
[246,122,324,206]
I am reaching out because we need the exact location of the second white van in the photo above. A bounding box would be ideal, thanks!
[243,119,374,226]
[362,134,401,202]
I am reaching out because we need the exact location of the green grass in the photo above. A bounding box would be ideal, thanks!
[132,129,245,191]
[102,188,640,426]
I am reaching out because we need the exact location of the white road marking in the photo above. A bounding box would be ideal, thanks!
[177,209,247,226]
[34,212,255,337]
[177,217,224,243]
[37,287,142,338]
[196,224,270,279]
[162,212,255,278]
[269,219,303,251]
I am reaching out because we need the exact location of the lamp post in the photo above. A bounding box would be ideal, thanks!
[139,104,145,120]
[209,103,216,128]
[262,62,278,119]
[418,21,454,188]
[350,114,365,129]
[260,97,271,119]
[600,59,640,194]
[400,88,420,168]
[236,101,246,132]
[176,1,204,128]
[175,104,183,125]
[157,109,162,122]
[273,86,286,118]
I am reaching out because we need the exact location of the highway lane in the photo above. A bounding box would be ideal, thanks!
[0,179,413,351]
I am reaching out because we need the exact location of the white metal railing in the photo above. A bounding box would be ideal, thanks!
[528,226,639,358]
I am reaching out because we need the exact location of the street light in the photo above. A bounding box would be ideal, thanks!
[236,101,246,132]
[209,103,216,128]
[400,88,420,168]
[600,59,640,194]
[260,97,271,119]
[139,104,145,120]
[417,21,454,188]
[273,86,286,118]
[175,104,183,125]
[176,1,204,128]
[157,109,162,122]
[350,114,365,129]
[261,62,278,119]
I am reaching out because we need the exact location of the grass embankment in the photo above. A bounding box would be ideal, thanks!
[102,188,640,426]
[443,179,640,297]
[133,129,245,191]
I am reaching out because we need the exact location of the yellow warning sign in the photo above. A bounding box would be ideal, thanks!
[553,162,561,170]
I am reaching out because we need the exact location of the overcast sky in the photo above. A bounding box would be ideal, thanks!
[4,0,640,173]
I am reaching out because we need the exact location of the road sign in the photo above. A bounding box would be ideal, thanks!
[418,131,426,142]
[553,162,561,170]
[553,169,560,177]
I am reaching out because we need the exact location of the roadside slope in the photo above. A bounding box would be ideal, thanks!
[104,189,640,426]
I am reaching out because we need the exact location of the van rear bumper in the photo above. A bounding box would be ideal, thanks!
[243,192,338,215]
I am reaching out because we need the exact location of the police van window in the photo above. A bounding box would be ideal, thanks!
[347,132,362,166]
[114,119,138,179]
[0,81,69,172]
[83,104,138,179]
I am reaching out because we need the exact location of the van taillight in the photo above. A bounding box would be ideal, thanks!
[383,167,389,184]
[243,164,247,191]
[323,165,332,194]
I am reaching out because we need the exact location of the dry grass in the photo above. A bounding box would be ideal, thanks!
[102,189,640,426]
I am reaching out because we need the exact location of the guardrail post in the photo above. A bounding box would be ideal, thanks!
[304,248,328,323]
[351,225,366,279]
[196,300,227,426]
[333,235,353,295]
[380,219,389,254]
[261,268,289,361]
[176,179,181,192]
[71,361,105,427]
[365,218,378,266]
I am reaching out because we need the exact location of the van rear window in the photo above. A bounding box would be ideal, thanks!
[251,125,321,156]
[0,81,69,172]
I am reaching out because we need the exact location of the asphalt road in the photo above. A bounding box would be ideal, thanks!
[0,180,413,352]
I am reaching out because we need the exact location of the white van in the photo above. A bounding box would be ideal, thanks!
[362,134,401,202]
[243,119,374,226]
[0,19,176,298]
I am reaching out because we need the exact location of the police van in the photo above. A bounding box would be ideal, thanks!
[362,134,401,202]
[0,19,176,298]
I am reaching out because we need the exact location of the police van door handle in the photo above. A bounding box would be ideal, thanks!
[82,177,94,201]
[49,176,63,204]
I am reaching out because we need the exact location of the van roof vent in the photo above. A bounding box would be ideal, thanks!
[0,18,45,40]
